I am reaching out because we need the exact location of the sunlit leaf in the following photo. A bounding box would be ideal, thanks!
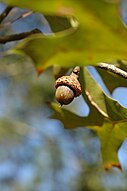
[3,0,127,73]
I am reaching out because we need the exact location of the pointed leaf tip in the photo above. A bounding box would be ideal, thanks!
[104,163,122,171]
[37,68,44,76]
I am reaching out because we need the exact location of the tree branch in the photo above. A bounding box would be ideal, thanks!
[9,11,33,25]
[0,28,42,44]
[0,6,13,23]
[97,62,127,79]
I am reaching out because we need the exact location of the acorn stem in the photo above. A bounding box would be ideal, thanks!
[71,66,80,79]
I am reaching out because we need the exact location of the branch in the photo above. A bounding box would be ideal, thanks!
[0,10,33,29]
[0,28,42,44]
[9,11,33,25]
[97,62,127,79]
[0,6,13,23]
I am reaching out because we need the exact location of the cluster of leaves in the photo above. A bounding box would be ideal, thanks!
[1,0,127,170]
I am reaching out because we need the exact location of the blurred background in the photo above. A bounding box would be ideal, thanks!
[1,2,127,191]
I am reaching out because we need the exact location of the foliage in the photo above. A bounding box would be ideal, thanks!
[1,0,127,170]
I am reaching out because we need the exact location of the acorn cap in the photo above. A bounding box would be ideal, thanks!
[55,75,82,97]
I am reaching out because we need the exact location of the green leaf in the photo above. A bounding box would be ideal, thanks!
[50,102,104,129]
[97,119,127,170]
[4,0,127,73]
[81,67,127,121]
[51,68,127,169]
[44,15,73,33]
[79,68,127,169]
[97,67,127,93]
[51,102,127,170]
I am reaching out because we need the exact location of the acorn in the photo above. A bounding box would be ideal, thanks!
[55,66,82,106]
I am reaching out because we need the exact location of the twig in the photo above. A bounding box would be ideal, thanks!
[0,28,42,44]
[9,11,33,25]
[97,62,127,79]
[0,10,33,29]
[0,6,13,23]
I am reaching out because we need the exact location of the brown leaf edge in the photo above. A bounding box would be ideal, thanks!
[104,162,122,171]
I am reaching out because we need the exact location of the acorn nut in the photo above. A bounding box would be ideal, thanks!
[55,66,82,106]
